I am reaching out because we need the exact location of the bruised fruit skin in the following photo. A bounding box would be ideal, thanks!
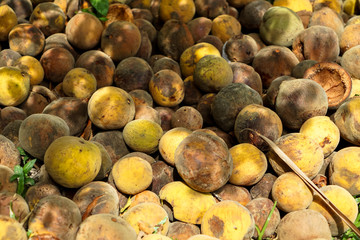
[271,172,313,213]
[308,185,358,236]
[149,69,185,107]
[171,106,203,131]
[0,66,30,106]
[201,200,255,240]
[44,136,102,188]
[88,86,135,130]
[246,198,281,238]
[76,214,137,240]
[159,181,216,225]
[157,19,195,62]
[234,104,283,152]
[8,23,45,57]
[28,195,82,240]
[223,34,258,64]
[29,2,66,37]
[174,131,232,193]
[268,133,324,179]
[299,116,340,157]
[329,147,360,195]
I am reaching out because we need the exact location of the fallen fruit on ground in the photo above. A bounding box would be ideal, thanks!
[76,213,137,240]
[111,156,153,195]
[87,86,135,130]
[159,181,216,225]
[0,215,27,240]
[201,200,255,240]
[308,185,358,236]
[122,119,163,154]
[174,131,232,192]
[0,66,30,107]
[44,136,102,188]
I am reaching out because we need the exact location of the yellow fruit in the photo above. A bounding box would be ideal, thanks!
[349,78,360,97]
[13,56,44,85]
[211,14,241,43]
[112,156,153,195]
[122,202,170,235]
[308,185,358,236]
[229,143,267,186]
[159,127,192,166]
[180,42,221,77]
[0,5,17,41]
[123,119,163,154]
[159,0,195,23]
[159,181,216,224]
[271,172,313,213]
[149,69,185,107]
[88,86,135,130]
[273,0,313,12]
[0,215,27,240]
[201,200,255,240]
[329,147,360,195]
[0,66,30,106]
[267,133,324,179]
[44,136,102,188]
[62,67,97,99]
[299,116,340,157]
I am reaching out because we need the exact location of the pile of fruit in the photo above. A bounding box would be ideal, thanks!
[1,0,360,239]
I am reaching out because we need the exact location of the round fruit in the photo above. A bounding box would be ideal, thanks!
[13,56,44,85]
[88,86,135,130]
[62,67,97,99]
[0,66,30,106]
[193,55,233,93]
[122,119,163,154]
[0,5,17,41]
[44,136,102,188]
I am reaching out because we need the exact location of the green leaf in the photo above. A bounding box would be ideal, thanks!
[25,177,35,186]
[13,165,23,175]
[27,230,33,238]
[17,147,26,156]
[23,159,36,174]
[17,175,25,196]
[97,16,108,22]
[10,174,20,182]
[89,0,109,16]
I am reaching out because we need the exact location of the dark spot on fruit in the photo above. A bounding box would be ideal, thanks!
[319,137,331,147]
[208,215,224,238]
[111,217,117,222]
